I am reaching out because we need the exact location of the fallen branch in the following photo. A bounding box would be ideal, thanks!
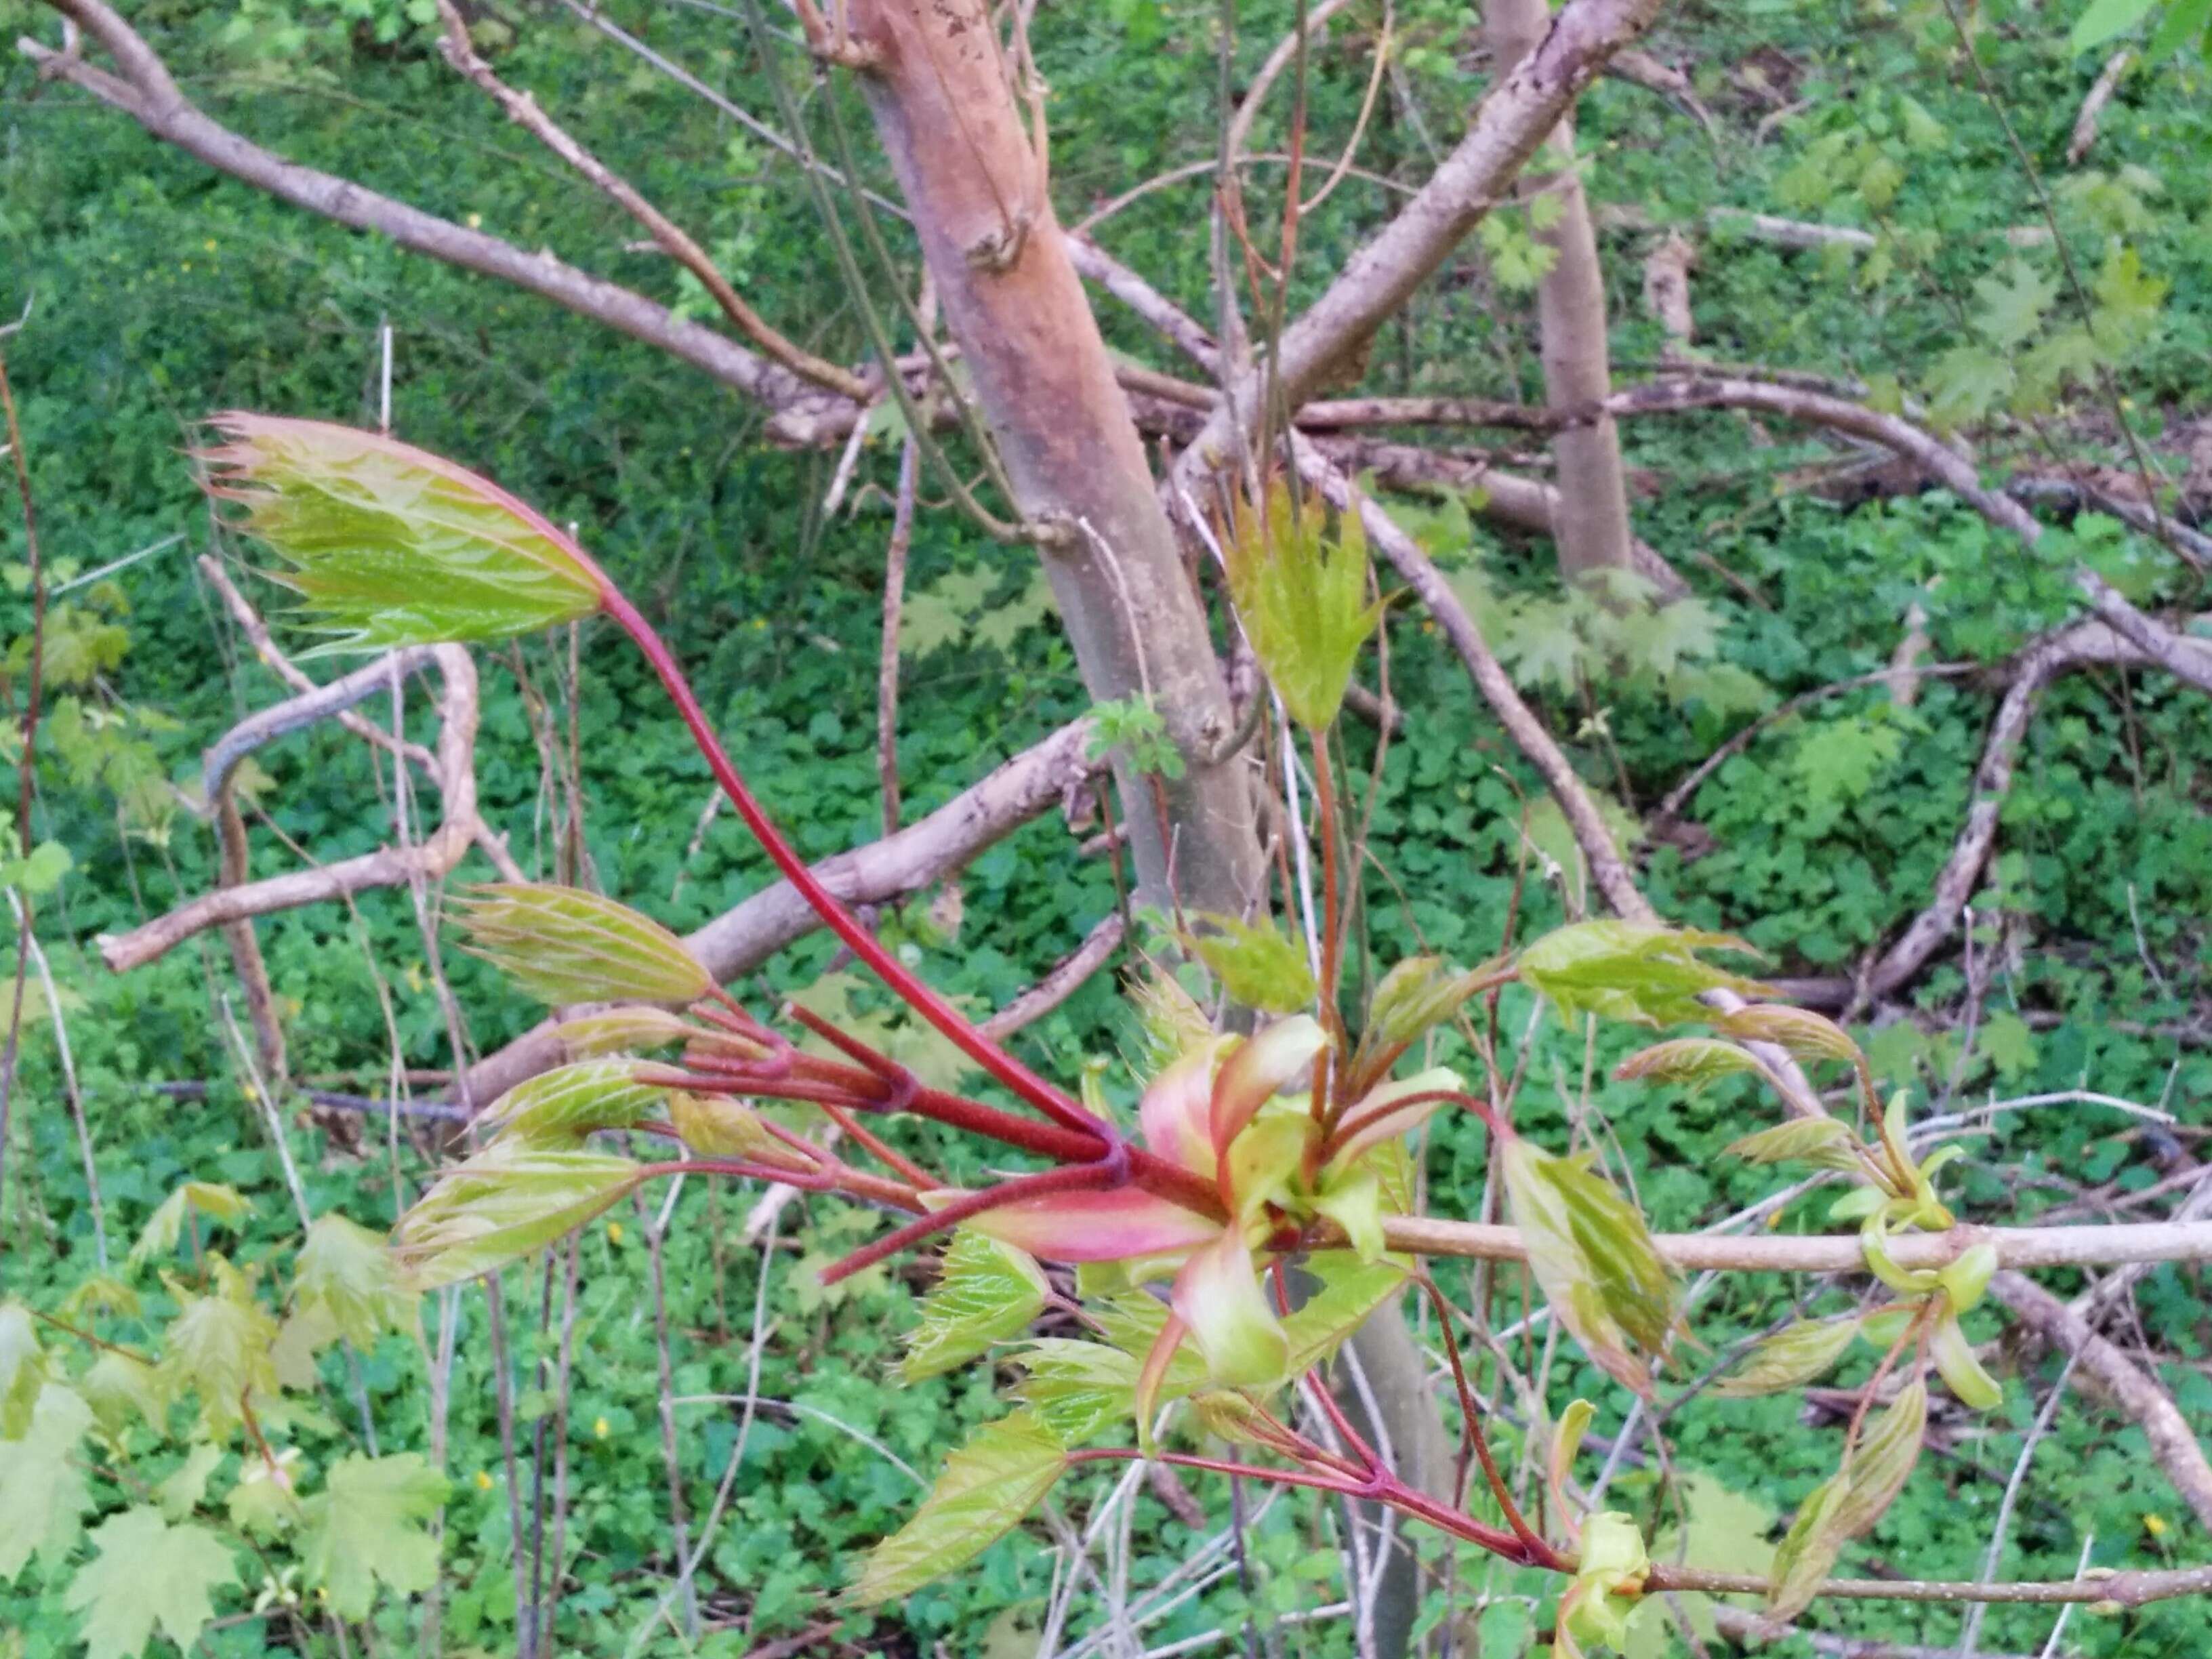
[1705,206,1876,251]
[1645,1558,2212,1610]
[98,640,484,973]
[2067,48,2133,167]
[22,0,842,422]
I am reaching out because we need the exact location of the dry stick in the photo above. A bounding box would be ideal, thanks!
[0,336,46,1237]
[432,2,867,403]
[641,1177,701,1638]
[2,893,106,1268]
[2067,47,2134,165]
[877,435,918,840]
[100,639,489,972]
[1959,1353,2078,1659]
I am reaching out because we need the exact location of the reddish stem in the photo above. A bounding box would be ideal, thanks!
[817,1159,1128,1285]
[1410,1269,1551,1564]
[597,587,1103,1141]
[819,1100,935,1189]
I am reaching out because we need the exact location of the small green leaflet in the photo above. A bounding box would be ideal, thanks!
[844,1411,1067,1605]
[1767,1380,1928,1619]
[1187,914,1317,1015]
[1517,920,1763,1029]
[1613,1038,1761,1094]
[899,1229,1049,1384]
[155,1443,228,1521]
[1712,1318,1861,1397]
[129,1181,251,1269]
[64,1504,238,1659]
[1723,1117,1864,1173]
[301,1452,449,1617]
[1223,480,1382,731]
[0,1384,96,1582]
[293,1213,417,1347]
[480,1057,676,1147]
[454,883,712,1008]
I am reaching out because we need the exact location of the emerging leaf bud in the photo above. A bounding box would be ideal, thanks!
[198,413,604,651]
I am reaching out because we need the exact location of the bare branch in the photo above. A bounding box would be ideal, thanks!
[98,643,485,972]
[432,1,869,402]
[1376,1213,2212,1276]
[980,911,1126,1042]
[23,0,844,422]
[1172,0,1660,480]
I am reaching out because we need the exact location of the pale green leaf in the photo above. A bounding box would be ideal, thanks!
[1223,480,1383,731]
[159,1258,279,1442]
[899,1228,1050,1384]
[0,1301,45,1439]
[455,883,712,1007]
[1971,262,2058,351]
[300,1452,449,1618]
[155,1442,228,1521]
[0,1383,95,1582]
[1713,1318,1861,1397]
[200,413,602,651]
[81,1350,169,1444]
[130,1182,251,1269]
[1767,1380,1927,1619]
[844,1412,1066,1605]
[392,1144,642,1290]
[1187,914,1317,1015]
[64,1504,238,1659]
[293,1213,417,1347]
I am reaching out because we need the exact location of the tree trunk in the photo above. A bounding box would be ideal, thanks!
[1486,0,1637,581]
[846,0,1260,923]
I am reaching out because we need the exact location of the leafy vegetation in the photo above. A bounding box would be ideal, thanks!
[2,0,2209,1656]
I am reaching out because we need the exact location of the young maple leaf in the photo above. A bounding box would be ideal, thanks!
[0,1384,96,1584]
[300,1452,450,1618]
[63,1505,238,1659]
